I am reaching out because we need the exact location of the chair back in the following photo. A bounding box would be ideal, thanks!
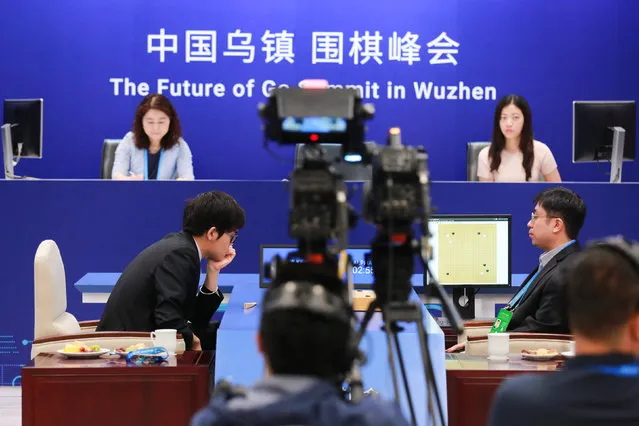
[101,139,121,179]
[34,240,81,345]
[457,320,494,344]
[466,142,490,181]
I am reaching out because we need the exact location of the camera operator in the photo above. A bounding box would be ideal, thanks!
[190,265,410,426]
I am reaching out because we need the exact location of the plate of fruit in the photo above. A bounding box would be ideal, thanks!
[57,342,110,358]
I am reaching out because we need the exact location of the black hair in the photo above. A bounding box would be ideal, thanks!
[489,94,535,181]
[182,191,245,237]
[534,187,586,239]
[259,264,352,379]
[259,309,351,378]
[565,243,639,341]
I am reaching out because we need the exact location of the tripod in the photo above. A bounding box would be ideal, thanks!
[346,235,464,426]
[353,297,446,426]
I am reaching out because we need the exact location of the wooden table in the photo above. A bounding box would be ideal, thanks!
[446,353,563,426]
[22,351,212,426]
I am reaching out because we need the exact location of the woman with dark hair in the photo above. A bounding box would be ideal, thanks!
[477,94,561,182]
[112,94,195,180]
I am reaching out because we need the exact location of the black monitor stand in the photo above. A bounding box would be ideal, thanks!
[452,287,475,320]
[424,273,475,320]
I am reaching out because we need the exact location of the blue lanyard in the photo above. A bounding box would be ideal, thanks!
[508,268,541,309]
[508,240,576,310]
[592,364,639,377]
[144,148,163,180]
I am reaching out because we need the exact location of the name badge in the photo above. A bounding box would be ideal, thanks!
[490,308,513,333]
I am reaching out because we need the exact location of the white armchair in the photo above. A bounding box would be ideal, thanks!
[33,239,82,342]
[31,240,185,358]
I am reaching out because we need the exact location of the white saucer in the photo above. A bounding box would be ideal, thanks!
[57,348,110,359]
[487,355,509,362]
[521,352,559,361]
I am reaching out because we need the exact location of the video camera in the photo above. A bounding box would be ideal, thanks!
[258,81,462,426]
[362,128,432,306]
[258,83,374,271]
[259,82,374,154]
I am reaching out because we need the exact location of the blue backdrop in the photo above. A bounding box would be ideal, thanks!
[1,0,638,181]
[1,180,638,385]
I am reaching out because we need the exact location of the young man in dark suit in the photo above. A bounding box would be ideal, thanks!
[448,187,586,352]
[97,190,245,351]
[489,236,639,426]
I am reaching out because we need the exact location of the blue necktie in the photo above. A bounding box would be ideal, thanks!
[508,266,542,310]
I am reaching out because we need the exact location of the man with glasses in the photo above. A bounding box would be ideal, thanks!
[506,187,586,333]
[97,190,246,351]
[448,187,586,352]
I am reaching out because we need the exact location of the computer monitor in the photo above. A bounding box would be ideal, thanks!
[294,143,373,181]
[2,124,14,179]
[3,99,43,159]
[259,244,375,288]
[573,101,636,183]
[259,215,511,290]
[426,214,512,288]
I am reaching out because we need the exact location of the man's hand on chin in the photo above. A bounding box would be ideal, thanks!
[207,246,237,273]
[203,246,237,293]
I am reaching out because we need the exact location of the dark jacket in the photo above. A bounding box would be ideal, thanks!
[96,232,223,348]
[507,241,580,334]
[489,354,639,426]
[190,376,410,426]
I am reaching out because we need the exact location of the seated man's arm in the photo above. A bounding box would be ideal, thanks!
[154,250,197,349]
[510,276,564,333]
[189,259,227,329]
[190,285,224,329]
[190,247,237,330]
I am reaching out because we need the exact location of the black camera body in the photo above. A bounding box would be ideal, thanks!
[367,138,430,227]
[362,129,432,305]
[287,144,354,255]
[258,86,373,157]
[259,85,432,306]
[259,85,374,261]
[257,83,462,421]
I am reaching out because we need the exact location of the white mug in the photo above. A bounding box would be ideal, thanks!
[151,329,177,355]
[487,333,510,361]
